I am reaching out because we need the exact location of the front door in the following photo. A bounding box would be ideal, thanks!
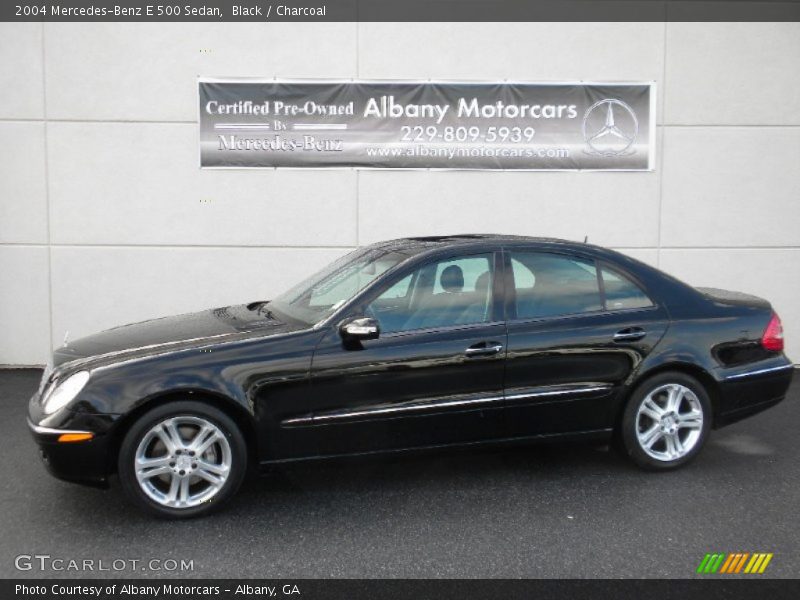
[299,250,508,456]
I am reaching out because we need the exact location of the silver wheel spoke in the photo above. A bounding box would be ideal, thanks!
[190,426,220,455]
[197,434,221,455]
[136,456,173,480]
[154,429,175,454]
[164,420,185,449]
[671,433,685,457]
[165,475,180,504]
[196,459,228,477]
[139,466,172,480]
[137,455,171,469]
[666,385,683,412]
[188,424,211,446]
[155,420,184,454]
[641,398,664,421]
[677,411,702,430]
[178,477,191,505]
[664,434,677,458]
[195,466,225,486]
[640,425,662,449]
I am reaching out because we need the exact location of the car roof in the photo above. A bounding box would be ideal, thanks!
[369,234,592,254]
[368,234,652,277]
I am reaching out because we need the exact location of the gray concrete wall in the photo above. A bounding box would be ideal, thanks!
[1,22,799,364]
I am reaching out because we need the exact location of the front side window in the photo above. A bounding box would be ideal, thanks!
[510,251,602,319]
[367,253,495,333]
[270,248,410,325]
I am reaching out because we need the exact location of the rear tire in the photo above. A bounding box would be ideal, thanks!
[620,372,711,471]
[118,401,247,518]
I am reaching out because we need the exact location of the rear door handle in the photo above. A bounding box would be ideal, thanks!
[613,327,647,342]
[465,342,504,357]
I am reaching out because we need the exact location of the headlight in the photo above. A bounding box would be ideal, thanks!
[42,371,91,415]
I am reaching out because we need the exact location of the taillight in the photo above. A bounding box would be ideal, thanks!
[761,312,784,352]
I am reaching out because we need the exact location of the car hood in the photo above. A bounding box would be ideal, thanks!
[52,304,308,369]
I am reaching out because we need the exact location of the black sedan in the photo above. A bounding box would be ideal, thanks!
[28,235,793,518]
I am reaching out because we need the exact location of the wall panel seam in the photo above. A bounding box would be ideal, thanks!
[657,19,668,268]
[355,21,360,246]
[41,22,54,355]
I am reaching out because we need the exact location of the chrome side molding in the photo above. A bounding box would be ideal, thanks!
[725,363,794,381]
[505,383,612,403]
[281,382,613,427]
[282,394,504,427]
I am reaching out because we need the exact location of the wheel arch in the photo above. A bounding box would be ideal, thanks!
[106,388,259,476]
[615,362,722,432]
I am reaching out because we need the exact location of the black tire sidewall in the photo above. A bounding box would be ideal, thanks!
[621,372,712,471]
[118,401,247,519]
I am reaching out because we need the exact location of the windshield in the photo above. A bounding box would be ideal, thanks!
[269,248,410,326]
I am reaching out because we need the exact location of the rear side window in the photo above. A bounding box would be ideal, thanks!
[601,266,653,310]
[509,251,602,319]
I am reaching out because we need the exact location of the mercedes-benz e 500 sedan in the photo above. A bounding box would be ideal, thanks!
[29,235,793,517]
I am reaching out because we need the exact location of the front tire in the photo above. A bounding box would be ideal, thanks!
[118,401,247,518]
[620,372,711,470]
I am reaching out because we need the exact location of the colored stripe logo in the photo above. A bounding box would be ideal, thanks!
[696,552,773,574]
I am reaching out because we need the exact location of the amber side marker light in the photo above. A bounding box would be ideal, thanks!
[57,432,94,443]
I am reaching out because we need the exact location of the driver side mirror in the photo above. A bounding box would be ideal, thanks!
[339,317,380,341]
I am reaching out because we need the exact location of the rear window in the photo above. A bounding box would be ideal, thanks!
[601,266,653,310]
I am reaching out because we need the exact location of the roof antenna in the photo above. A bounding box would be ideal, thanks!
[583,235,588,243]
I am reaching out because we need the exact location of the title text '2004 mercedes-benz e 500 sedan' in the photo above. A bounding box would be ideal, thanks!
[28,235,793,517]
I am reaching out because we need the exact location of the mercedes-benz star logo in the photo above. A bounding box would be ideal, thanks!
[582,98,639,157]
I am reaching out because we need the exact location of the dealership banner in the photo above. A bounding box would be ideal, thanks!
[199,79,655,171]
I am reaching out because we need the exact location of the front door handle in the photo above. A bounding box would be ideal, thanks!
[465,342,504,357]
[613,327,647,342]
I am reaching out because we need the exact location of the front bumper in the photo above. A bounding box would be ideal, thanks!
[28,418,112,488]
[28,394,121,488]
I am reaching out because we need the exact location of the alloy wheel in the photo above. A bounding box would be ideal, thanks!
[635,383,704,462]
[134,416,232,508]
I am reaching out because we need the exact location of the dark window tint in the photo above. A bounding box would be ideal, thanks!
[601,266,653,310]
[510,251,602,319]
[367,254,494,333]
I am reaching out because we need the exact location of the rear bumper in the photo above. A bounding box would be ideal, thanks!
[715,360,794,428]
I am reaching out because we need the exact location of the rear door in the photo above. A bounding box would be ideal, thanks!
[502,248,669,437]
